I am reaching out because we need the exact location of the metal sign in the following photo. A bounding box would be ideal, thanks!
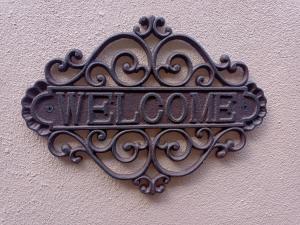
[21,16,267,194]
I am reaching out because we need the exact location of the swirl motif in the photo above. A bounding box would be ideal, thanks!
[87,129,149,163]
[133,15,172,39]
[48,130,88,163]
[155,129,194,161]
[110,51,150,86]
[45,49,86,86]
[154,52,215,87]
[133,174,170,195]
[215,54,249,86]
[85,62,109,87]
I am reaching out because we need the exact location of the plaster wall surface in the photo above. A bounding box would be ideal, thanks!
[0,0,299,225]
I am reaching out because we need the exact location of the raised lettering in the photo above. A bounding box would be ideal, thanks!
[87,93,114,125]
[57,92,83,125]
[166,93,188,123]
[140,92,164,124]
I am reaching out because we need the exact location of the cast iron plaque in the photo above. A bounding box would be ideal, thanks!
[21,16,267,194]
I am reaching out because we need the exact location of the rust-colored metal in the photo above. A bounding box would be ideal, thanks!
[21,16,267,194]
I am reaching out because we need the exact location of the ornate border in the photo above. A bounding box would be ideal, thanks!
[21,16,267,194]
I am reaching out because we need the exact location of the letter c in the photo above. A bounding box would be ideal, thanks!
[140,93,164,124]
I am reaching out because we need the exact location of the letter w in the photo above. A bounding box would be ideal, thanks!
[57,92,84,125]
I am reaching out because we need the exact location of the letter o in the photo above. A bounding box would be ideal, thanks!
[166,93,188,123]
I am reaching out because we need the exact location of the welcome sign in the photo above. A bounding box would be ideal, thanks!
[22,16,267,194]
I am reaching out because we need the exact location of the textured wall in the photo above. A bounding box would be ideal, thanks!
[0,0,299,224]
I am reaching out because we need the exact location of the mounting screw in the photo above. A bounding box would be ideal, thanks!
[46,105,54,113]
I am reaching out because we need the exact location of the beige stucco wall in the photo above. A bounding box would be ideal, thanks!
[1,0,299,224]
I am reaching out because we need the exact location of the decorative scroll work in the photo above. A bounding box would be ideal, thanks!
[44,17,248,88]
[46,127,246,194]
[21,16,267,194]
